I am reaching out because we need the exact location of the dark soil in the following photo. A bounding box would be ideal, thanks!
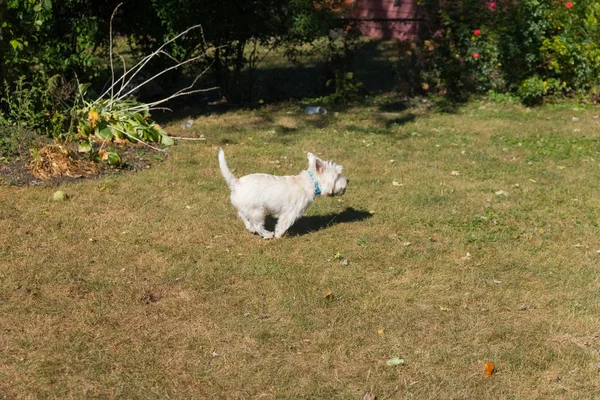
[0,141,167,187]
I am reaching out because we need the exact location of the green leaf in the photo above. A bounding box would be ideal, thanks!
[161,134,174,146]
[9,40,23,51]
[133,113,147,124]
[47,75,61,90]
[78,83,91,96]
[96,125,114,141]
[113,122,127,139]
[78,142,92,153]
[79,121,91,137]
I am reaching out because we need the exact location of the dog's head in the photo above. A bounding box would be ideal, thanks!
[307,152,348,197]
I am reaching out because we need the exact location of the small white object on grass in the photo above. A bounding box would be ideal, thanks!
[305,106,327,115]
[53,190,67,201]
[386,357,405,367]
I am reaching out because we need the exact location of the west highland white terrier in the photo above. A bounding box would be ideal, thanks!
[218,148,348,239]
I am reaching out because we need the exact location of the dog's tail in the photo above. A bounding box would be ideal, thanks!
[218,148,238,190]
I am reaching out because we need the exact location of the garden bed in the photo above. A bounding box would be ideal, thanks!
[0,140,167,187]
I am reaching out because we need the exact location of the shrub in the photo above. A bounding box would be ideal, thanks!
[0,76,76,139]
[325,71,363,104]
[400,0,600,104]
[541,0,600,92]
[518,76,564,106]
[0,0,119,89]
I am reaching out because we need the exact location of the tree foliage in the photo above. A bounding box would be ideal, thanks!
[139,0,348,101]
[1,0,349,106]
[0,0,124,85]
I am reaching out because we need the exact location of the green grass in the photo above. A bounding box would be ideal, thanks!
[2,97,600,398]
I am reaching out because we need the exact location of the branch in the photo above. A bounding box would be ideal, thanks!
[170,136,206,141]
[94,24,205,104]
[114,52,207,102]
[109,3,124,107]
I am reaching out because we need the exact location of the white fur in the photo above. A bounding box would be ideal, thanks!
[218,148,348,239]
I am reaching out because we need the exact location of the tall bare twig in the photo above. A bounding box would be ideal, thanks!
[109,3,124,108]
[94,24,205,105]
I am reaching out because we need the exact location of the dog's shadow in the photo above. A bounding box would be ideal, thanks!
[265,207,373,237]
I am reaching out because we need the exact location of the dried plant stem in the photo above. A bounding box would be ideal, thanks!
[114,52,211,102]
[94,23,205,105]
[109,3,124,105]
[170,136,206,141]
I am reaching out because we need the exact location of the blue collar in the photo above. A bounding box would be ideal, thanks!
[307,171,321,195]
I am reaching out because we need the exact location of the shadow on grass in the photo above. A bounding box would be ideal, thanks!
[378,100,410,113]
[145,37,474,131]
[430,95,470,114]
[385,113,417,128]
[280,207,373,236]
[150,38,401,126]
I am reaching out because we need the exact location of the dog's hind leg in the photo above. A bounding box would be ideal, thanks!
[241,208,274,239]
[238,211,257,234]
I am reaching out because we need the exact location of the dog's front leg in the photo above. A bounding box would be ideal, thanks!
[274,214,298,238]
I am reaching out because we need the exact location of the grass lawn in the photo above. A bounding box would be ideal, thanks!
[2,96,600,398]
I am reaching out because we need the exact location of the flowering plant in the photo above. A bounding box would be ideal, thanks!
[396,0,600,104]
[541,0,600,93]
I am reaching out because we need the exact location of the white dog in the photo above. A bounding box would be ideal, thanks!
[218,148,348,239]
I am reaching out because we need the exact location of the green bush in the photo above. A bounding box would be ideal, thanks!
[518,76,564,106]
[0,0,124,146]
[400,0,600,104]
[1,76,78,138]
[0,0,118,88]
[325,71,363,104]
[541,0,600,91]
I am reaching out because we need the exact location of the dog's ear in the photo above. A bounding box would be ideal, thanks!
[307,152,324,173]
[315,158,324,173]
[307,152,317,170]
[335,164,343,174]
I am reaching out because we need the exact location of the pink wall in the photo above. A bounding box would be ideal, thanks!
[350,0,418,40]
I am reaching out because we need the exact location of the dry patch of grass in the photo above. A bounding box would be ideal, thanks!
[2,98,600,398]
